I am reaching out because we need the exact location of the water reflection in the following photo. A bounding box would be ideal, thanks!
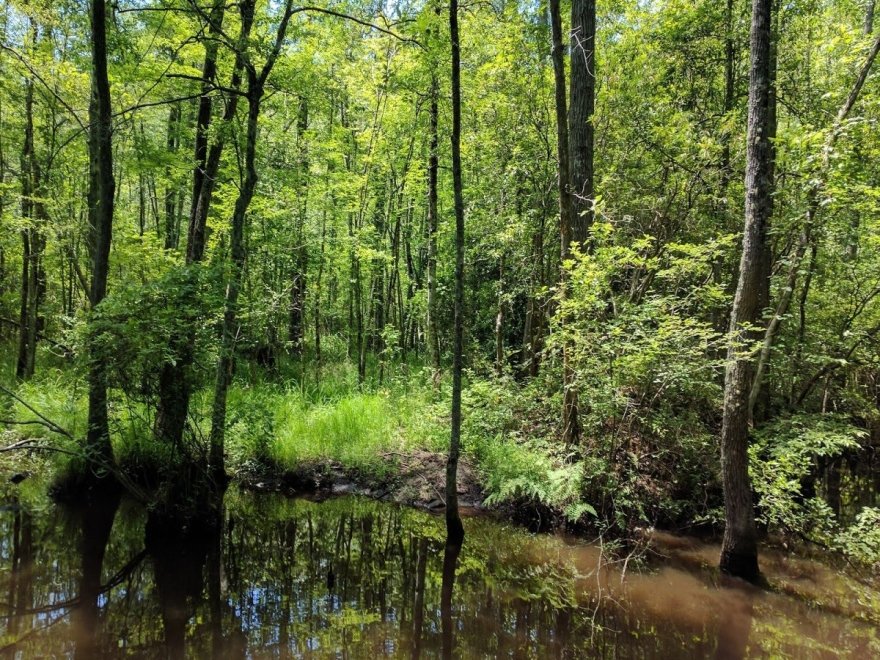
[71,491,121,659]
[440,541,460,660]
[1,488,878,658]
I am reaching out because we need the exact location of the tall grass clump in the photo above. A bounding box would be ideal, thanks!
[271,392,403,476]
[222,375,443,480]
[8,370,88,441]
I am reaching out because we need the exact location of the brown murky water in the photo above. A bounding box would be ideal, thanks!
[1,487,878,658]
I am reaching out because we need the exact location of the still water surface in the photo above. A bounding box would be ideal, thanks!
[1,487,878,658]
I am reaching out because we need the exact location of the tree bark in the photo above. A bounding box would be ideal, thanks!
[315,210,326,368]
[550,0,581,446]
[164,102,181,249]
[209,78,259,484]
[155,3,245,449]
[569,0,596,245]
[189,0,225,244]
[85,0,116,468]
[446,0,465,545]
[209,0,294,483]
[426,55,441,378]
[719,0,775,582]
[495,255,505,377]
[16,52,44,381]
[289,95,309,353]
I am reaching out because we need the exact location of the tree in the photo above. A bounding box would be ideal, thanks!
[569,0,596,244]
[209,0,296,484]
[719,0,775,582]
[446,0,465,545]
[549,0,580,445]
[154,0,238,450]
[426,4,442,380]
[84,0,116,471]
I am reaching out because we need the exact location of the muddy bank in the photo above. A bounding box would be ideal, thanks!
[236,449,485,512]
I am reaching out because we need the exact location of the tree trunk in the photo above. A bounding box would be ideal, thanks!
[522,216,546,378]
[720,0,736,196]
[16,229,31,380]
[155,3,244,449]
[16,63,43,381]
[446,0,465,545]
[189,0,225,235]
[719,0,775,582]
[164,102,181,249]
[209,78,260,485]
[550,0,581,446]
[289,96,309,353]
[315,210,326,368]
[85,0,117,468]
[495,255,504,377]
[209,0,293,483]
[426,65,441,378]
[569,0,596,245]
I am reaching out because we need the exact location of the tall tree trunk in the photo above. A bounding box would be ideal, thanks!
[569,0,596,244]
[190,1,225,231]
[209,0,294,483]
[289,96,309,353]
[550,0,581,446]
[719,0,775,582]
[85,0,116,468]
[155,2,244,449]
[720,0,736,196]
[164,102,181,249]
[426,64,441,378]
[522,215,546,378]
[315,210,326,368]
[16,229,31,380]
[209,80,260,485]
[17,61,42,381]
[446,0,465,545]
[495,255,504,377]
[846,1,878,261]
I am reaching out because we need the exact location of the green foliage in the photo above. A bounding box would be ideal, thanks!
[8,371,87,442]
[751,414,864,534]
[461,377,594,522]
[478,436,592,522]
[836,508,880,570]
[221,378,440,479]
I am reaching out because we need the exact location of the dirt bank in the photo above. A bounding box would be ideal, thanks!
[237,449,485,512]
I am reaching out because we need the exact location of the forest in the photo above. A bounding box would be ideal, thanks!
[1,0,880,655]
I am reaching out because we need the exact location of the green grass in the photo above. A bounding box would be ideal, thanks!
[6,370,88,441]
[2,346,447,487]
[272,393,402,471]
[224,377,446,478]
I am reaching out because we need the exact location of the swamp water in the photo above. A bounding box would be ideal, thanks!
[1,487,878,658]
